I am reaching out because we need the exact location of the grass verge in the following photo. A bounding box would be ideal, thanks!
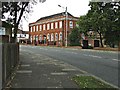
[73,76,117,89]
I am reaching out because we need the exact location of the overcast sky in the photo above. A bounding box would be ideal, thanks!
[22,0,91,31]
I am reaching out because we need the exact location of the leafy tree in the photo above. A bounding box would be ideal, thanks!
[2,0,46,42]
[77,15,90,36]
[77,2,120,47]
[68,27,81,46]
[103,2,120,47]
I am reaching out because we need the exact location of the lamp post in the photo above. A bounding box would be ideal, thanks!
[58,5,68,47]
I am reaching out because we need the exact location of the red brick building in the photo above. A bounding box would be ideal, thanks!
[29,12,79,46]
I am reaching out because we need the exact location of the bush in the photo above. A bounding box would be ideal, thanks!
[69,43,80,46]
[82,45,93,49]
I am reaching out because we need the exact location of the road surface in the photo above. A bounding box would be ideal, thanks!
[20,45,119,88]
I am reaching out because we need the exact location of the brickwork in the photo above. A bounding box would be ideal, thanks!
[29,12,79,46]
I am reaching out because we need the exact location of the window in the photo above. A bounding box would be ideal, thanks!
[47,33,50,41]
[51,33,54,41]
[36,35,38,41]
[59,32,62,40]
[33,35,35,40]
[40,25,42,31]
[69,21,73,28]
[36,26,38,31]
[34,26,35,32]
[43,24,46,30]
[55,33,58,41]
[55,22,58,29]
[47,24,50,30]
[51,23,54,29]
[39,35,42,41]
[59,21,62,28]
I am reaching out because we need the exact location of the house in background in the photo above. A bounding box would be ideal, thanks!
[29,12,79,46]
[0,21,13,43]
[14,29,29,43]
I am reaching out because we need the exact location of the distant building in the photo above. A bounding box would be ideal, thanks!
[15,29,29,43]
[29,12,79,46]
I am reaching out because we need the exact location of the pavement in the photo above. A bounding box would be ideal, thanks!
[9,48,86,89]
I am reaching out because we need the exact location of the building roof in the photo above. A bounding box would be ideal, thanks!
[36,12,74,22]
[29,12,79,26]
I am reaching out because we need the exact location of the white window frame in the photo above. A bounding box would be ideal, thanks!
[59,32,62,40]
[34,26,35,32]
[55,22,58,29]
[39,35,42,41]
[59,21,62,28]
[43,24,46,30]
[36,26,38,31]
[55,33,58,41]
[33,35,35,40]
[47,24,50,30]
[47,33,50,41]
[51,33,54,41]
[69,21,73,28]
[40,25,42,31]
[51,23,54,29]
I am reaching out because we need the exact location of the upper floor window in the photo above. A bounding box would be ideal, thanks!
[43,24,46,30]
[40,25,42,31]
[31,27,32,32]
[51,23,54,29]
[47,24,50,30]
[55,22,58,29]
[34,26,35,32]
[36,26,38,31]
[69,21,73,28]
[59,21,62,28]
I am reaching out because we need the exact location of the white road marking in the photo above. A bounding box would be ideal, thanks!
[62,68,77,71]
[21,64,30,67]
[51,72,67,75]
[112,59,120,62]
[89,55,102,58]
[17,70,32,73]
[83,54,88,56]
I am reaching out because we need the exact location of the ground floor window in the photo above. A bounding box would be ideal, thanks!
[55,33,58,41]
[47,33,50,41]
[51,33,54,41]
[59,32,62,40]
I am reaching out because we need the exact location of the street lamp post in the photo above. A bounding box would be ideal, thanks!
[58,5,68,47]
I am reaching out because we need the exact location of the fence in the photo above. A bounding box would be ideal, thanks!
[2,43,19,88]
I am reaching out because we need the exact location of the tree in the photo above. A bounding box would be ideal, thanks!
[2,0,46,42]
[87,2,107,47]
[103,2,120,47]
[77,15,90,36]
[77,2,120,47]
[68,27,81,46]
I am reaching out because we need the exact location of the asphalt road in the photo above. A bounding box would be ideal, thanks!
[20,45,119,88]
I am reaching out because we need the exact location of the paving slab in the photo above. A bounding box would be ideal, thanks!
[9,49,85,89]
